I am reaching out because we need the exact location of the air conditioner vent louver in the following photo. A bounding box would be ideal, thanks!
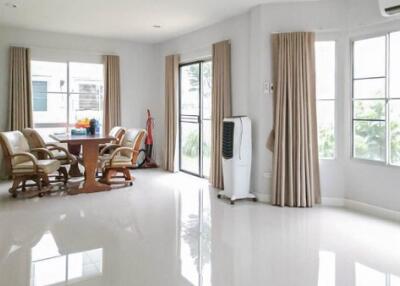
[222,122,234,159]
[385,4,400,14]
[380,0,400,16]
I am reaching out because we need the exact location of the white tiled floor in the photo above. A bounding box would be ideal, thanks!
[0,169,399,286]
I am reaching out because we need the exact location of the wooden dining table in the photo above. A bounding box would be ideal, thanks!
[50,133,115,195]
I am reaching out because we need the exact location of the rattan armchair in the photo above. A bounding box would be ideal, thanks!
[0,131,61,198]
[98,129,146,185]
[99,126,126,153]
[22,128,77,184]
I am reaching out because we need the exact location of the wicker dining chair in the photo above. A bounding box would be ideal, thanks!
[98,129,146,185]
[0,131,61,198]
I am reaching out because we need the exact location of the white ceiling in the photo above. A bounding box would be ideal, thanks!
[0,0,315,43]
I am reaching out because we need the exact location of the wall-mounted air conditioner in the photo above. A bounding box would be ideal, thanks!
[217,116,256,205]
[379,0,400,16]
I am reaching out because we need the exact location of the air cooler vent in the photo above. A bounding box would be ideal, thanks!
[385,4,400,14]
[222,122,234,159]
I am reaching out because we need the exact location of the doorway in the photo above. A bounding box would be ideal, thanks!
[179,61,212,177]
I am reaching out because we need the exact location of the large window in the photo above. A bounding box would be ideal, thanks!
[31,61,104,138]
[316,41,336,159]
[352,32,400,165]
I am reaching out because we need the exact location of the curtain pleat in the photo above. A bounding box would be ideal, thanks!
[210,40,232,189]
[269,32,321,207]
[8,47,32,131]
[163,55,180,172]
[103,55,121,135]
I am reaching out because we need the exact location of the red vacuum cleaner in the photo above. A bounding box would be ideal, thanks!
[137,109,158,168]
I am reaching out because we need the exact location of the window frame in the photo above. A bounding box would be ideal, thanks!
[30,60,104,133]
[351,31,400,167]
[315,40,337,160]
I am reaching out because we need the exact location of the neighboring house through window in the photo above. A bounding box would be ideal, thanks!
[32,81,48,112]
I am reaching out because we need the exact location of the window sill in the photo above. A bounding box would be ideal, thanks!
[351,157,400,169]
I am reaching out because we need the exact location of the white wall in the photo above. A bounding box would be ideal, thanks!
[0,26,159,176]
[158,0,349,202]
[157,0,400,212]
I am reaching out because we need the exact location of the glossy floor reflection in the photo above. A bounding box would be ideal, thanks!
[0,169,399,286]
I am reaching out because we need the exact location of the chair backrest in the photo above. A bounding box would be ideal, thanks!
[0,131,31,165]
[120,129,147,161]
[22,128,46,149]
[109,127,126,144]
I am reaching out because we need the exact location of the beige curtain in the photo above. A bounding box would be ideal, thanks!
[8,47,32,131]
[210,40,232,189]
[269,32,321,207]
[163,55,180,172]
[103,55,121,134]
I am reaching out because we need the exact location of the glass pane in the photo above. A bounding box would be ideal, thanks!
[69,63,104,129]
[202,119,211,177]
[353,36,386,79]
[202,61,212,119]
[354,78,385,99]
[181,64,200,115]
[390,32,400,98]
[31,61,67,92]
[317,101,335,159]
[181,122,199,174]
[315,41,335,100]
[390,100,400,165]
[354,120,385,161]
[353,100,385,120]
[32,93,68,140]
[32,81,48,111]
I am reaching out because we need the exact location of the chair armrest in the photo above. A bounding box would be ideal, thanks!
[31,148,54,159]
[11,152,39,172]
[109,147,135,165]
[45,144,77,164]
[100,144,121,156]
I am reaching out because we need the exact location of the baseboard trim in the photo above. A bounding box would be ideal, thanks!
[321,197,345,207]
[344,199,400,222]
[253,193,400,222]
[254,192,271,203]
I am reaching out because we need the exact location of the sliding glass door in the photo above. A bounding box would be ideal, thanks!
[179,61,212,177]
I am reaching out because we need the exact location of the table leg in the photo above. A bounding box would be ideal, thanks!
[69,161,83,178]
[69,141,111,194]
[68,143,83,177]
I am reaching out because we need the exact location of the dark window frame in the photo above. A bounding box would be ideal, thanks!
[179,60,212,178]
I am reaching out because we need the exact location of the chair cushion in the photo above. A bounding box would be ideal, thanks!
[13,159,61,174]
[98,154,133,168]
[51,150,70,165]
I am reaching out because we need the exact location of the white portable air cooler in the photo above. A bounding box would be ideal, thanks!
[217,116,256,205]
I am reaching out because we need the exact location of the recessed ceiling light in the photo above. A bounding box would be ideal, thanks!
[152,25,161,29]
[5,2,18,8]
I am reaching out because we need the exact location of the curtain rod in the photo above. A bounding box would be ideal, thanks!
[9,44,117,56]
[270,28,343,34]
